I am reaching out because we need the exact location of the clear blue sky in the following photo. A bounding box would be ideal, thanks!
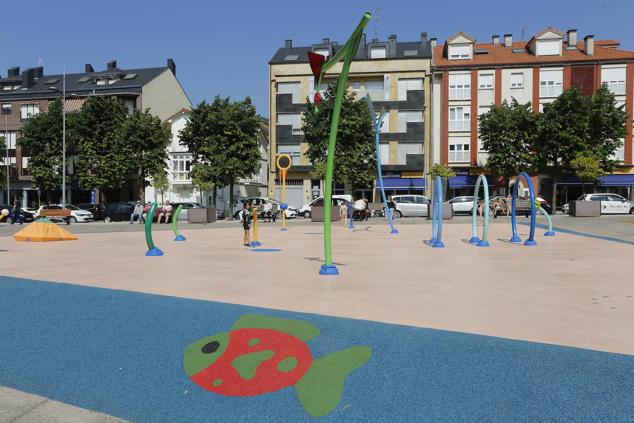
[2,0,633,118]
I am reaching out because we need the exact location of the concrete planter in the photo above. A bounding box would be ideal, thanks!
[187,207,217,224]
[569,200,601,217]
[427,204,453,220]
[311,206,342,222]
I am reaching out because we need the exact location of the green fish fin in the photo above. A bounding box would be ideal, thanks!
[231,314,320,342]
[295,346,372,417]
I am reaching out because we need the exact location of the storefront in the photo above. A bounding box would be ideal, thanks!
[555,174,634,206]
[448,175,496,198]
[377,177,426,200]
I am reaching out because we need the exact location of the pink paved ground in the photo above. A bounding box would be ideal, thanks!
[1,222,632,355]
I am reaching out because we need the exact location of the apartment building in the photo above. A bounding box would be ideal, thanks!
[431,28,634,203]
[0,59,191,206]
[269,33,432,208]
[144,111,269,216]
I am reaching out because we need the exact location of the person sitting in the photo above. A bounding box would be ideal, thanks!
[158,201,173,224]
[130,201,143,224]
[493,198,504,218]
[262,200,273,222]
[142,202,151,223]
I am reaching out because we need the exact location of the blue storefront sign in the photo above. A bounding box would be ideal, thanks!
[90,189,96,205]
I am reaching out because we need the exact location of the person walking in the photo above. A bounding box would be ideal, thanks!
[386,195,396,219]
[11,196,24,225]
[130,201,143,224]
[241,201,252,246]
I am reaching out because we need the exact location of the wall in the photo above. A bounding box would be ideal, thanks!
[141,70,192,121]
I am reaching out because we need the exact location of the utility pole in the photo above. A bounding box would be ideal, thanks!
[62,68,66,206]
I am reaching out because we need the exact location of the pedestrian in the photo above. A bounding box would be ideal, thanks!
[340,201,348,225]
[158,201,173,224]
[130,201,143,224]
[241,201,252,246]
[11,196,23,225]
[386,195,396,219]
[362,195,369,220]
[262,200,273,223]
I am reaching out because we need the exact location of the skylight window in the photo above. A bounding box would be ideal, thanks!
[403,49,418,56]
[122,73,137,80]
[77,76,90,83]
[284,54,299,61]
[45,78,60,84]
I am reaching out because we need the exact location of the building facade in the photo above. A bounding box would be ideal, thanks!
[0,59,191,207]
[144,112,269,217]
[431,29,634,204]
[269,33,432,208]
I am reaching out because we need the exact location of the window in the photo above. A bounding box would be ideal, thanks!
[601,67,626,96]
[124,99,136,115]
[379,143,389,165]
[314,48,330,58]
[365,80,384,91]
[448,44,472,60]
[278,145,301,166]
[4,131,17,149]
[449,137,470,162]
[397,111,423,133]
[479,74,493,89]
[511,73,524,89]
[277,113,302,135]
[20,104,39,120]
[397,143,422,165]
[171,154,192,181]
[478,105,492,116]
[1,103,11,114]
[351,81,361,90]
[370,47,386,59]
[376,113,390,133]
[449,73,470,100]
[449,107,470,131]
[536,39,561,56]
[277,81,301,103]
[397,78,423,101]
[539,69,563,98]
[308,79,330,101]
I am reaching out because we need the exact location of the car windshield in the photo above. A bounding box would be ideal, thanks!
[65,205,80,210]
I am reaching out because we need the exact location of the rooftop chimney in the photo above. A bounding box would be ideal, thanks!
[107,60,117,70]
[430,37,437,49]
[322,38,330,44]
[504,34,512,47]
[584,35,594,55]
[8,66,19,78]
[21,68,35,88]
[492,35,500,44]
[33,66,44,78]
[360,33,367,47]
[284,39,292,48]
[421,32,428,41]
[85,63,94,73]
[167,58,176,75]
[388,34,397,56]
[567,29,578,47]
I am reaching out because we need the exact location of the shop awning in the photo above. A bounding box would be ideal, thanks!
[381,178,426,189]
[448,175,494,188]
[558,174,634,186]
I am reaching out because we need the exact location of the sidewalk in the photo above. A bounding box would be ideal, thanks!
[0,387,128,423]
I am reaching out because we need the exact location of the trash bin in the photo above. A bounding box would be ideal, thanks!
[311,206,342,222]
[188,207,217,224]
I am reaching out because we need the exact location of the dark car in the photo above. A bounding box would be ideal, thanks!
[104,202,135,222]
[0,205,34,223]
[77,203,106,221]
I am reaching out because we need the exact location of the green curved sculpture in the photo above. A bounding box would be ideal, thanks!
[469,175,490,247]
[172,204,186,241]
[145,202,163,256]
[311,12,372,275]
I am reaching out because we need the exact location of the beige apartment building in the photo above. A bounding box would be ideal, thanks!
[268,33,433,208]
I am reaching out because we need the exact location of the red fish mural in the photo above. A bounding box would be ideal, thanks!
[183,314,372,417]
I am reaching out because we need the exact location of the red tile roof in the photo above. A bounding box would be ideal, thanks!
[434,40,634,68]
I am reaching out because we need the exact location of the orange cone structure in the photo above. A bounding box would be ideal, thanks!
[13,221,78,242]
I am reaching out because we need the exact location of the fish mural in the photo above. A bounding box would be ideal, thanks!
[183,314,372,417]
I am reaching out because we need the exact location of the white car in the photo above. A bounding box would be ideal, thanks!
[391,195,429,217]
[36,204,94,223]
[232,197,298,220]
[446,196,480,215]
[566,193,633,215]
[299,195,352,218]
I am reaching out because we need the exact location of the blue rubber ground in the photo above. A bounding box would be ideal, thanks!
[0,276,633,422]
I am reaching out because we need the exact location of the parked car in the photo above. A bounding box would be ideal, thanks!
[391,195,429,218]
[104,202,136,222]
[0,205,34,223]
[170,202,201,221]
[232,197,298,220]
[77,203,106,221]
[62,204,95,223]
[563,193,633,215]
[35,205,73,223]
[299,195,352,218]
[446,196,480,215]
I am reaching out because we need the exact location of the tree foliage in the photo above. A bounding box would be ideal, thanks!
[73,96,129,198]
[179,96,261,208]
[18,99,67,191]
[427,163,455,179]
[478,99,538,182]
[570,153,603,193]
[117,109,171,200]
[303,81,375,188]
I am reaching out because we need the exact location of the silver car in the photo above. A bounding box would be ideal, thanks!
[391,195,429,217]
[446,196,480,215]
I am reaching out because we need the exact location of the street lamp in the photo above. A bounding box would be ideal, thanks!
[2,106,8,204]
[48,68,66,206]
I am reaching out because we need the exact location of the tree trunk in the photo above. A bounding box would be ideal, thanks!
[100,189,106,205]
[213,186,217,207]
[552,180,557,211]
[138,168,144,203]
[229,182,234,219]
[47,191,52,204]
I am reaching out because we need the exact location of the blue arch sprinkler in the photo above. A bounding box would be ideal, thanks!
[364,95,398,234]
[510,172,537,246]
[429,176,444,248]
[469,174,490,247]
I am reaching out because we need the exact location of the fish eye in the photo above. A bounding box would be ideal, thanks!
[201,340,220,354]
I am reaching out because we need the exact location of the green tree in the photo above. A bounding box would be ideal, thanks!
[151,169,169,204]
[18,99,69,202]
[587,84,628,172]
[189,163,216,206]
[478,99,537,188]
[73,96,128,203]
[179,96,260,213]
[303,81,375,190]
[117,109,171,201]
[570,153,603,194]
[427,163,456,179]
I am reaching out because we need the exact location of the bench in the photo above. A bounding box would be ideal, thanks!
[39,208,71,224]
